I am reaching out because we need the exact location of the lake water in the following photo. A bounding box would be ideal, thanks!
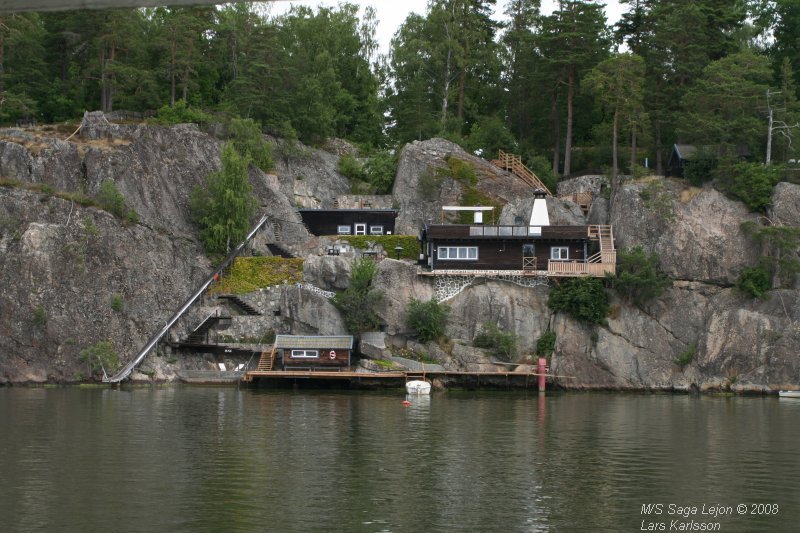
[1,387,799,532]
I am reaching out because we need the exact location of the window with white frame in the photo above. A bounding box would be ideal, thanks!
[369,225,384,235]
[337,225,351,235]
[290,349,319,358]
[438,246,478,260]
[550,246,569,260]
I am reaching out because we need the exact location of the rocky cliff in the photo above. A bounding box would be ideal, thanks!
[1,115,798,391]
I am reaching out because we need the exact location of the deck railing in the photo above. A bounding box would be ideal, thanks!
[547,260,615,277]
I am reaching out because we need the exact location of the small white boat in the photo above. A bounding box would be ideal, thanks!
[779,390,800,398]
[406,380,431,395]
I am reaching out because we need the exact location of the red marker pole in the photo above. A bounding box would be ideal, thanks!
[537,358,547,393]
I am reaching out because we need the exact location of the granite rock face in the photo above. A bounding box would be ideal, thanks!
[611,181,761,284]
[0,187,209,383]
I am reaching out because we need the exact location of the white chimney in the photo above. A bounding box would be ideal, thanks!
[528,195,549,236]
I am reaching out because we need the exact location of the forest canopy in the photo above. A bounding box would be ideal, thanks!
[1,0,798,176]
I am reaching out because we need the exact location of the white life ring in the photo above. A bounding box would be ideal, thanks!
[329,350,336,360]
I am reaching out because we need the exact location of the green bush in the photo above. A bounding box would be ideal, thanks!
[228,117,273,172]
[524,154,558,194]
[364,151,397,194]
[337,154,366,181]
[741,223,800,287]
[151,99,211,126]
[717,162,782,212]
[536,330,557,357]
[611,246,672,307]
[683,149,717,186]
[473,322,517,361]
[735,265,771,299]
[406,297,449,342]
[548,277,609,325]
[674,343,696,367]
[190,143,256,256]
[96,181,138,224]
[79,341,120,375]
[333,259,383,334]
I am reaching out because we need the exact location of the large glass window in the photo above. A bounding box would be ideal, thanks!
[291,349,319,358]
[438,246,478,260]
[550,246,569,260]
[369,226,384,235]
[337,225,351,235]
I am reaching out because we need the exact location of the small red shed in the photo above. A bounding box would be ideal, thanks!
[275,335,354,371]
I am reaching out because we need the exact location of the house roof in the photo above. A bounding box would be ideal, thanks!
[298,209,398,215]
[275,335,354,350]
[672,144,698,162]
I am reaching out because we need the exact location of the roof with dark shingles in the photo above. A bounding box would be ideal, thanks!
[275,335,354,350]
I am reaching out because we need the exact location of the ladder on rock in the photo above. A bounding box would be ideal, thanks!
[491,150,552,195]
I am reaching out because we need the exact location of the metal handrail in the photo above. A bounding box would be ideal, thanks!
[104,213,271,383]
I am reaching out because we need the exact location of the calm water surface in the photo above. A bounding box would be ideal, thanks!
[1,387,799,532]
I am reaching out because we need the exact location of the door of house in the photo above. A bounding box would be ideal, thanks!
[354,223,367,235]
[522,243,536,270]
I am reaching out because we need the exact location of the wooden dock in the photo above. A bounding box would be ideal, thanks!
[242,369,562,389]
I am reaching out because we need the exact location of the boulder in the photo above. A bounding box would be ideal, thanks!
[359,331,390,359]
[373,259,435,335]
[303,255,353,291]
[278,284,346,335]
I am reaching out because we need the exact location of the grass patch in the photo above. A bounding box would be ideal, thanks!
[209,257,304,295]
[337,235,418,260]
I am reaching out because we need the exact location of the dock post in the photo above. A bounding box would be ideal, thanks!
[537,358,547,392]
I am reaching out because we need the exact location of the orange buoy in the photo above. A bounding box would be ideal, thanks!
[402,400,411,406]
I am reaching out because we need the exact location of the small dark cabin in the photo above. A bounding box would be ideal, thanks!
[276,335,354,371]
[668,143,754,178]
[298,209,399,236]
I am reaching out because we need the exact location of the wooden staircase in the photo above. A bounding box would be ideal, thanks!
[491,150,552,196]
[217,294,261,316]
[587,225,616,272]
[558,191,593,214]
[256,344,277,371]
[185,312,228,344]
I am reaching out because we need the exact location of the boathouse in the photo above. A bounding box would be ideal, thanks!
[418,192,615,277]
[298,209,399,236]
[273,334,354,371]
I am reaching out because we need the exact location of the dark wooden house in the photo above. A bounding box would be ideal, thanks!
[668,143,754,177]
[418,198,616,277]
[275,335,354,371]
[667,144,698,178]
[298,209,399,236]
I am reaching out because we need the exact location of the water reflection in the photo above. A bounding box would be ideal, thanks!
[1,388,799,531]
